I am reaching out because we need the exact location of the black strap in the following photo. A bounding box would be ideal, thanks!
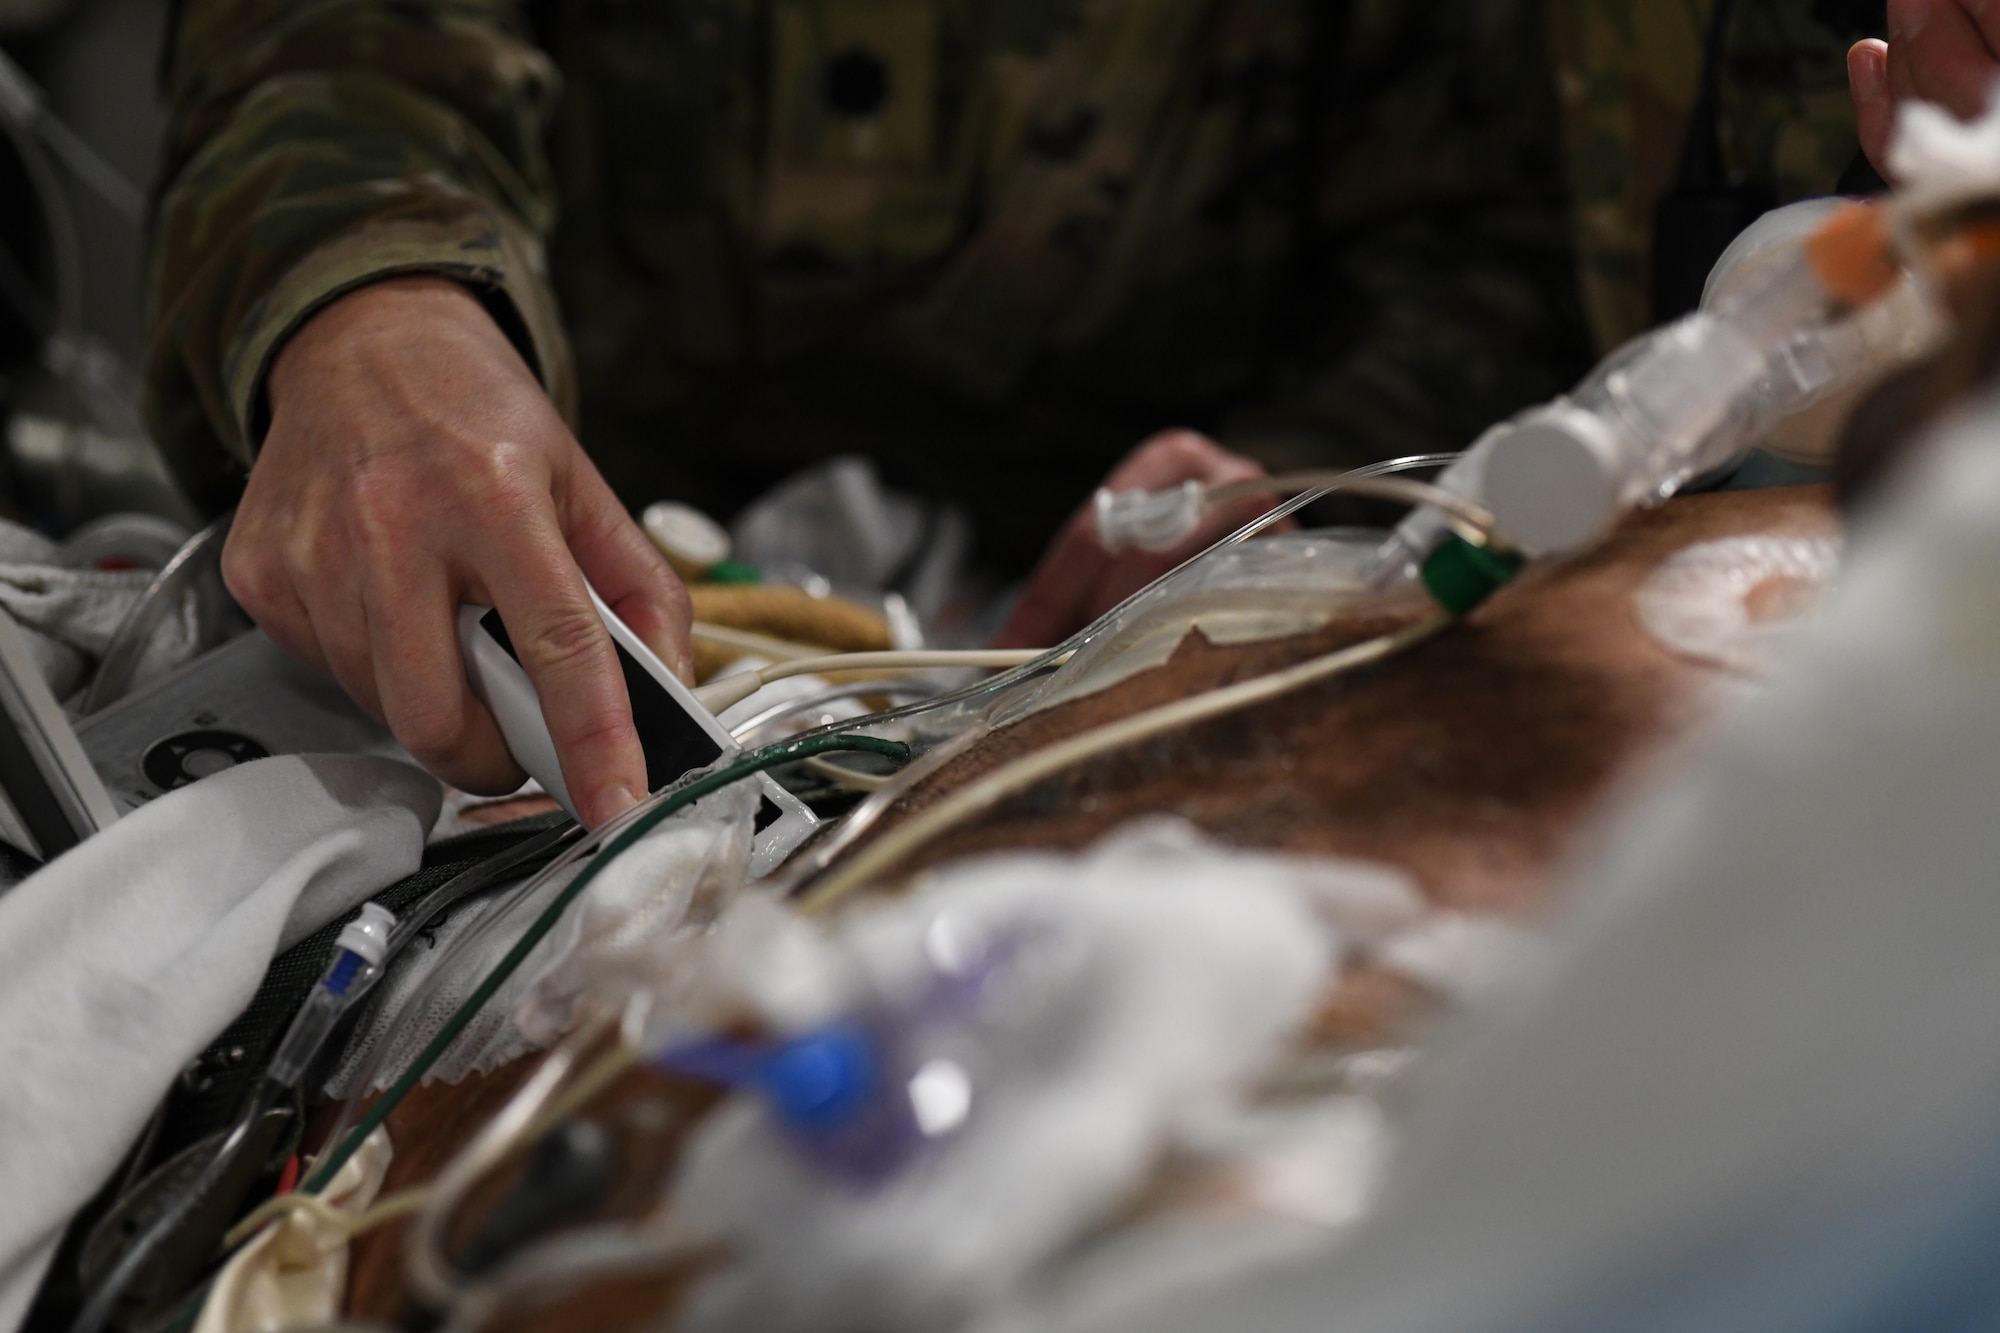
[1649,0,1771,323]
[148,811,572,1170]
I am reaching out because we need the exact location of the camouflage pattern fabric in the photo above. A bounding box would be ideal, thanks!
[1548,0,1879,350]
[143,0,1857,569]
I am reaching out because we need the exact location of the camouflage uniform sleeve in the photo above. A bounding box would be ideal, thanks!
[1548,0,1867,353]
[144,0,571,509]
[1224,0,1595,472]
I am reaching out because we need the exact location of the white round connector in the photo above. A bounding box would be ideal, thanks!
[335,902,397,968]
[1092,481,1205,554]
[643,501,732,578]
[1480,405,1623,556]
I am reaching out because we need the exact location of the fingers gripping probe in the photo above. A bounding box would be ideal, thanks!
[457,587,817,877]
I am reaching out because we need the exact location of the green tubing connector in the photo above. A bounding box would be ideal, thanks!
[1420,534,1526,616]
[704,558,763,584]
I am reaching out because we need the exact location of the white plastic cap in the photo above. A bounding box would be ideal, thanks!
[1092,481,1205,554]
[643,501,732,577]
[1479,404,1623,556]
[335,903,397,967]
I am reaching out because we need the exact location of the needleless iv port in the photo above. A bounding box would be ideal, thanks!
[1479,406,1624,556]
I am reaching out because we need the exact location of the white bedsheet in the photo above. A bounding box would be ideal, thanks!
[0,754,440,1332]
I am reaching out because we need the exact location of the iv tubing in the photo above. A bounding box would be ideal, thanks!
[0,105,85,519]
[406,1012,615,1306]
[0,49,145,220]
[794,614,1455,915]
[802,755,890,791]
[216,455,1459,1318]
[301,733,910,1195]
[729,680,928,743]
[689,622,825,662]
[1204,472,1496,534]
[746,453,1461,761]
[301,824,584,1169]
[694,649,1053,713]
[759,454,1460,893]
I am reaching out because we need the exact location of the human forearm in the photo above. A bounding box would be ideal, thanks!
[144,0,568,503]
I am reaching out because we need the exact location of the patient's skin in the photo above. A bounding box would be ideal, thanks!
[1849,0,2000,176]
[235,276,1271,824]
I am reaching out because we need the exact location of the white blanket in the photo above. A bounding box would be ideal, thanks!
[0,754,441,1332]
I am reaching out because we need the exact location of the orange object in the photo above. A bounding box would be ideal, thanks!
[1805,202,1900,307]
[1927,216,2000,283]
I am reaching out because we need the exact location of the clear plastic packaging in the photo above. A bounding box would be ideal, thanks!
[670,820,1343,1333]
[514,782,755,1047]
[322,786,749,1105]
[1092,481,1206,554]
[1018,529,1431,718]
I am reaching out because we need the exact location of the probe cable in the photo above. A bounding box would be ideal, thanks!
[693,649,1055,713]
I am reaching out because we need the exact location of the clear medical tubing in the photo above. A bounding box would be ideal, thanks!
[1381,237,1862,563]
[758,453,1458,896]
[306,735,909,1194]
[69,906,399,1333]
[311,814,659,1182]
[773,452,1458,750]
[729,680,928,745]
[1548,248,1827,493]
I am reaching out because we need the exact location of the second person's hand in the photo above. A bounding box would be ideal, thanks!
[992,431,1277,650]
[1850,0,2000,178]
[224,275,694,827]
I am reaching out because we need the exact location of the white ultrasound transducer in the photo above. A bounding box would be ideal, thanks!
[458,589,817,878]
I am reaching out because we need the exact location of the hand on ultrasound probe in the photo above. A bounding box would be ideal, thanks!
[1850,0,2000,177]
[992,431,1277,650]
[224,275,694,829]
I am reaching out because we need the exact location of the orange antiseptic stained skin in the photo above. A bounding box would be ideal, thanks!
[333,485,1836,1326]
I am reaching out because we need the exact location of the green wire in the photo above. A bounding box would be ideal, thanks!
[300,732,909,1194]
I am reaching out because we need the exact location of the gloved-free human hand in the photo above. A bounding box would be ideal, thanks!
[224,276,693,828]
[1849,0,2000,178]
[992,431,1276,650]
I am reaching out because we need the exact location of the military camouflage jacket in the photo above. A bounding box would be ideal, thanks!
[145,0,1864,567]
